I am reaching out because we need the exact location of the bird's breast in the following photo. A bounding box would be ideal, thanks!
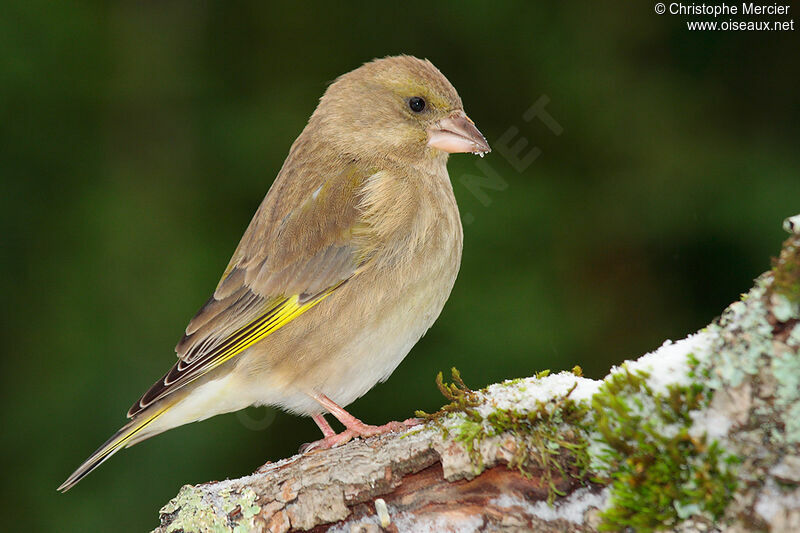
[362,167,463,273]
[248,168,465,413]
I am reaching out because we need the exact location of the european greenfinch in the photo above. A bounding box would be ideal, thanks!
[59,55,490,491]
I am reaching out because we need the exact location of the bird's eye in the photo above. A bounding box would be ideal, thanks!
[408,96,426,113]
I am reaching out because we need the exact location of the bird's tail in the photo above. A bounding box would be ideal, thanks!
[57,405,170,492]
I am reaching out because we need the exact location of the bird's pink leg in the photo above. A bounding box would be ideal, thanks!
[311,413,336,438]
[301,393,421,452]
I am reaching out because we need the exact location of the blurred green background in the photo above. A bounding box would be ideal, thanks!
[2,2,798,531]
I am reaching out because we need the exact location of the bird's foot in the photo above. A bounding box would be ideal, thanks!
[344,416,423,438]
[299,429,357,452]
[300,417,422,453]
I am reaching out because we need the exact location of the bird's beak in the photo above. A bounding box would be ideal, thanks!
[427,111,491,156]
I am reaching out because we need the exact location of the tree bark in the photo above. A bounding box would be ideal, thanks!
[154,421,605,532]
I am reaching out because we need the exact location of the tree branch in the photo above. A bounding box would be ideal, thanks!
[153,214,800,533]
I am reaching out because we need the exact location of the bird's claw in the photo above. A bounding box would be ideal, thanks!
[299,417,423,453]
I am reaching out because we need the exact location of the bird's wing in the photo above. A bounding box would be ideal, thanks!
[128,163,372,417]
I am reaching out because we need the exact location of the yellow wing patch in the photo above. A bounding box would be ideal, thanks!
[209,291,332,367]
[129,285,341,417]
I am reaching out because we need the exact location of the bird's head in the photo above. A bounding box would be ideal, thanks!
[309,55,490,164]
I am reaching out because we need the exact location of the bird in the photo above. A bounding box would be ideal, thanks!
[59,55,490,492]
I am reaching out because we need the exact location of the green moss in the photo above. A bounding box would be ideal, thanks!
[421,365,739,525]
[416,368,483,435]
[770,235,800,304]
[419,368,592,505]
[591,367,738,532]
[485,382,591,502]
